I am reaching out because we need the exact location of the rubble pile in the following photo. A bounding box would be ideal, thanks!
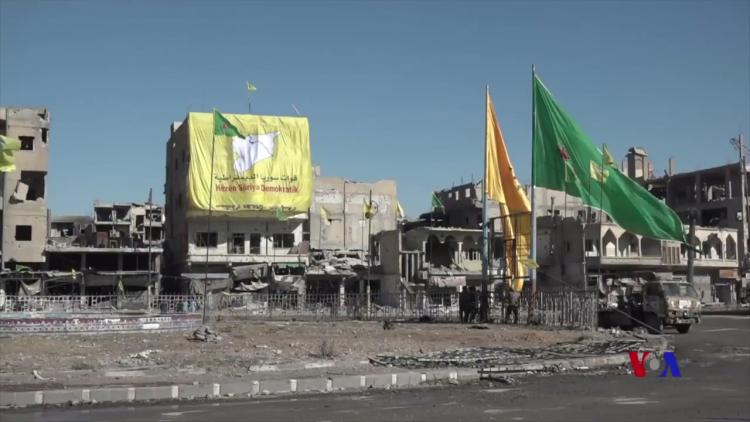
[188,326,222,342]
[371,338,650,369]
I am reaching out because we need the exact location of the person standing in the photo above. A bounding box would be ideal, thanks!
[504,285,520,324]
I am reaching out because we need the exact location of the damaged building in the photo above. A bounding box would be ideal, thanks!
[44,202,164,295]
[305,174,400,295]
[531,145,747,305]
[371,182,507,304]
[0,107,50,270]
[163,118,308,295]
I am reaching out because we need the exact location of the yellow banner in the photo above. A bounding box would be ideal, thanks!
[187,112,312,213]
[485,89,532,292]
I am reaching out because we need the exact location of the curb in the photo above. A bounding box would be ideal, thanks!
[0,339,668,409]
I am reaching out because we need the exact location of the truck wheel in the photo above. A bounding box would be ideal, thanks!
[643,313,662,334]
[676,324,691,334]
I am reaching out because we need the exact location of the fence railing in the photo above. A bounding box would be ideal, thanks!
[0,294,204,314]
[213,290,599,329]
[0,291,598,329]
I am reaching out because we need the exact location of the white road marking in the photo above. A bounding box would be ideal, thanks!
[613,397,659,405]
[161,410,206,417]
[483,388,516,393]
[704,328,739,332]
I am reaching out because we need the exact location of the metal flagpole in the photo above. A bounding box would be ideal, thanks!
[530,64,538,295]
[597,144,606,291]
[147,188,153,289]
[480,85,490,322]
[202,114,218,324]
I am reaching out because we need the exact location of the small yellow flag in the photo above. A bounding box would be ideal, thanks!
[363,200,376,219]
[319,206,331,226]
[396,201,406,219]
[602,144,615,166]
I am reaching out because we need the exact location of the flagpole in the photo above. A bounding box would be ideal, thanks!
[203,113,218,324]
[480,85,490,322]
[597,143,606,292]
[530,65,538,296]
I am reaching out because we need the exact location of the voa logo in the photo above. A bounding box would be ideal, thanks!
[628,351,682,378]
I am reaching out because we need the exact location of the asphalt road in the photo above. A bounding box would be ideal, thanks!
[3,315,749,422]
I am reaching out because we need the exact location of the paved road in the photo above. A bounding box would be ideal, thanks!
[4,315,749,422]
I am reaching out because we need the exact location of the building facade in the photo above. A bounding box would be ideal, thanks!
[0,107,50,270]
[164,117,308,292]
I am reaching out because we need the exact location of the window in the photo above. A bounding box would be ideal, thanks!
[15,225,32,241]
[195,232,217,248]
[19,136,34,151]
[249,233,262,254]
[465,188,471,198]
[178,193,183,209]
[229,233,245,254]
[13,171,46,201]
[273,233,295,249]
[41,128,48,143]
[585,239,594,252]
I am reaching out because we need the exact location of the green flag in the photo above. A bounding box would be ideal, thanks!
[246,81,257,93]
[532,74,686,243]
[213,109,242,137]
[274,207,288,221]
[431,192,444,211]
[0,135,22,172]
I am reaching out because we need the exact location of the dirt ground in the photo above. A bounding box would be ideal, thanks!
[0,320,609,390]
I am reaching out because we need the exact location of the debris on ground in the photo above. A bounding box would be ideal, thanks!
[32,370,52,381]
[383,320,395,330]
[188,326,222,342]
[469,325,490,330]
[129,349,161,360]
[1,321,612,389]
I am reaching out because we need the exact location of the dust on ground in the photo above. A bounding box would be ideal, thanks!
[0,320,609,390]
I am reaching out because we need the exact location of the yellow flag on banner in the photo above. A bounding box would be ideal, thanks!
[485,88,532,292]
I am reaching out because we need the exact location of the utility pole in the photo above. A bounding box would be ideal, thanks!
[687,209,696,284]
[731,134,747,277]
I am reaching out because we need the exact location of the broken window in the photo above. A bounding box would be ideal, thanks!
[195,232,217,248]
[249,233,261,254]
[19,136,34,151]
[229,233,245,254]
[273,233,295,249]
[15,225,32,241]
[12,171,46,202]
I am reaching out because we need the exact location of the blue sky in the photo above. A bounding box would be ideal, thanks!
[1,0,748,217]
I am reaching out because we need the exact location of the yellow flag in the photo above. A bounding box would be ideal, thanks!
[396,201,405,219]
[319,205,331,226]
[485,88,532,292]
[602,143,615,166]
[363,200,375,219]
[0,135,22,173]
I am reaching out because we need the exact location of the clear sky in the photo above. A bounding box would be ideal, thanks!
[1,0,748,217]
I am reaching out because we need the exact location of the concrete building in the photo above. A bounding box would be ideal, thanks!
[645,162,750,272]
[308,175,399,251]
[45,202,164,294]
[0,107,50,270]
[164,118,308,293]
[535,214,738,302]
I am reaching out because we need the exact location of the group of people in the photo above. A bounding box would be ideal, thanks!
[458,285,520,324]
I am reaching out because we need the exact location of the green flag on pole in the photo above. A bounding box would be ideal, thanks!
[431,192,444,212]
[532,74,686,243]
[213,109,242,138]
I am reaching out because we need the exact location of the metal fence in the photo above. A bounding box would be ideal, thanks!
[214,290,599,329]
[0,294,204,314]
[0,290,598,329]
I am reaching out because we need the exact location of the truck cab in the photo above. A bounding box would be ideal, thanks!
[642,279,701,334]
